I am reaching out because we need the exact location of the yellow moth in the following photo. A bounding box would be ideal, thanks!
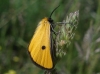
[28,6,59,70]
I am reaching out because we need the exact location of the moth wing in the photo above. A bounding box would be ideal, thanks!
[28,18,53,69]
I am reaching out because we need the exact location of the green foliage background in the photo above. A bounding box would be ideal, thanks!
[0,0,100,74]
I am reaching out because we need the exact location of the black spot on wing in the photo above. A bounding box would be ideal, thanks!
[42,46,46,50]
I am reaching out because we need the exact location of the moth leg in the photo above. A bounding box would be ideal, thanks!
[56,22,69,24]
[54,21,70,27]
[50,24,58,35]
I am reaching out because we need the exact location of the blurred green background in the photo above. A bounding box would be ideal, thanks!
[0,0,100,74]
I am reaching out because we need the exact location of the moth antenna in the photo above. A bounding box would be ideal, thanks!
[49,5,60,18]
